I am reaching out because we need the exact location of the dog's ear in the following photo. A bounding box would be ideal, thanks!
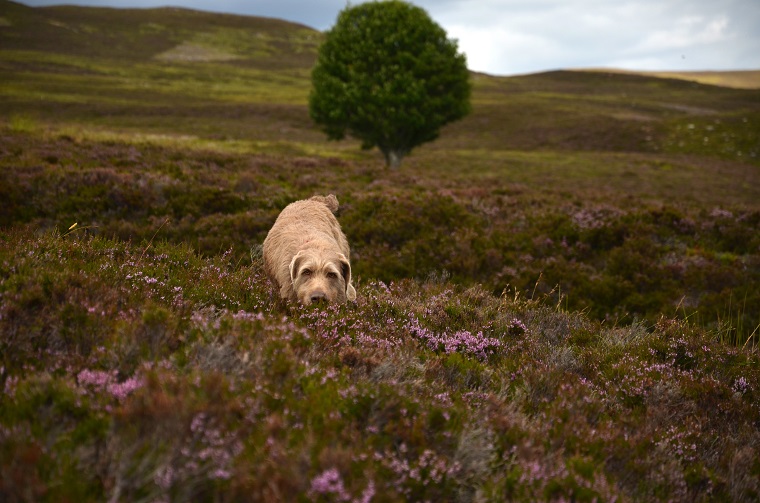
[289,251,307,283]
[338,254,355,300]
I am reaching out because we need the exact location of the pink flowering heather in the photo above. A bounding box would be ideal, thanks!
[154,465,175,490]
[77,369,112,389]
[733,376,750,395]
[355,480,375,503]
[76,369,143,401]
[507,318,527,336]
[232,310,266,322]
[405,315,501,360]
[309,468,350,501]
[108,377,143,401]
[188,413,242,480]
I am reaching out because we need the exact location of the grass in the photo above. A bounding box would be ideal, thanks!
[1,1,760,500]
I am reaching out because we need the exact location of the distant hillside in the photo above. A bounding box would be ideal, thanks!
[1,0,758,164]
[580,68,760,90]
[644,70,760,90]
[0,0,321,69]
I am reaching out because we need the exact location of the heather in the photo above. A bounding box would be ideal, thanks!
[2,1,760,501]
[2,230,759,501]
[2,131,758,343]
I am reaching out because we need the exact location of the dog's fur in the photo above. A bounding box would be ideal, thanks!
[263,194,356,304]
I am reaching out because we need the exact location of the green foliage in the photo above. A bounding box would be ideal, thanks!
[309,0,471,167]
[8,113,37,133]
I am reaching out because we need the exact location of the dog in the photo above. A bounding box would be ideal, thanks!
[263,194,356,304]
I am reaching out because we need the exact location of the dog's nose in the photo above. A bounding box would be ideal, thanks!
[310,291,327,304]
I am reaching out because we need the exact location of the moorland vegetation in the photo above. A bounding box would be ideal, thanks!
[1,1,759,501]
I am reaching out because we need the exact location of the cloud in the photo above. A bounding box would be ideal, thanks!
[446,25,560,75]
[426,0,757,74]
[634,15,730,52]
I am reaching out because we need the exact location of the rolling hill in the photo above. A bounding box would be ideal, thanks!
[1,1,760,501]
[0,0,320,67]
[578,68,760,90]
[1,0,759,161]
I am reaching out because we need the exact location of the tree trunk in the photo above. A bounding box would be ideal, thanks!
[384,149,404,169]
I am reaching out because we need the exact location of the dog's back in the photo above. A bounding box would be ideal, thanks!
[266,195,345,253]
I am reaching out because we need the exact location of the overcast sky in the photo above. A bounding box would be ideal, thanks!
[16,0,760,76]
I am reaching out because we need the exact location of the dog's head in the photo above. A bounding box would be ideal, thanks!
[289,249,355,305]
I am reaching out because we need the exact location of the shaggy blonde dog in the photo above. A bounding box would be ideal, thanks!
[263,194,356,304]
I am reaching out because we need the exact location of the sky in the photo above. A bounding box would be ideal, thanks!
[16,0,760,76]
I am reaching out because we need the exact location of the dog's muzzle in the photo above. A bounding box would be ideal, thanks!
[309,290,327,304]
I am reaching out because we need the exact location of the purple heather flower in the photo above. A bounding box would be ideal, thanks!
[107,376,143,401]
[310,468,350,501]
[405,316,501,360]
[77,369,143,401]
[154,465,174,490]
[733,376,750,395]
[355,480,375,503]
[77,369,112,389]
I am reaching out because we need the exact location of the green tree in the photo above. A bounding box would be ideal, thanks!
[309,0,471,168]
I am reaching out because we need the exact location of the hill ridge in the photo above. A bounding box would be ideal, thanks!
[576,67,760,90]
[0,0,322,68]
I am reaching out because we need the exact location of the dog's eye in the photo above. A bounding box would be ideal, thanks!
[301,269,312,277]
[327,272,338,279]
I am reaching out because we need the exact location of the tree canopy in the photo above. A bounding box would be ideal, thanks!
[309,0,471,168]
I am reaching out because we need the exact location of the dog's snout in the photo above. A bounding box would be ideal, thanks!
[310,291,327,304]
